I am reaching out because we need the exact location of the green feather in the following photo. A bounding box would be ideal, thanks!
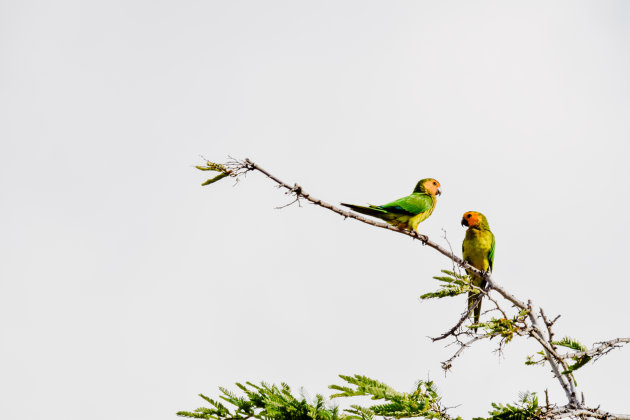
[380,193,433,215]
[341,181,438,233]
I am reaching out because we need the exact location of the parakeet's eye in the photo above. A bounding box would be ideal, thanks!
[467,214,471,218]
[432,181,437,186]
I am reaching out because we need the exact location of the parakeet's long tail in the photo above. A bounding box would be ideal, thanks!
[341,203,387,218]
[468,277,487,332]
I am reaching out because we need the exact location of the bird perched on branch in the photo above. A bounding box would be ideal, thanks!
[341,178,441,233]
[461,211,495,331]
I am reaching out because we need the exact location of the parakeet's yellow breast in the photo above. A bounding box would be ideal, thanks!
[463,229,493,271]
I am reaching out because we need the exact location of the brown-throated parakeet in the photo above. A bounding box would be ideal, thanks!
[341,178,441,233]
[461,211,495,331]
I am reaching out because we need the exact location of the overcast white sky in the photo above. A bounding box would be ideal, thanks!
[1,1,629,419]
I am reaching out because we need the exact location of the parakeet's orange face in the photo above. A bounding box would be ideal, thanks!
[422,179,441,196]
[461,211,482,227]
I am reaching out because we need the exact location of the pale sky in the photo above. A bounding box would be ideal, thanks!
[1,1,629,419]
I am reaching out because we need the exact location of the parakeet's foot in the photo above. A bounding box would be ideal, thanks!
[412,230,428,242]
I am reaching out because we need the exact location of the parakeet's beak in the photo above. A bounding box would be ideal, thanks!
[461,218,468,227]
[436,189,442,196]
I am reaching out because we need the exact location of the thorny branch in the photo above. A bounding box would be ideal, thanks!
[198,157,630,419]
[540,308,560,347]
[547,406,630,420]
[430,284,487,342]
[440,335,488,371]
[486,292,509,320]
[558,338,630,361]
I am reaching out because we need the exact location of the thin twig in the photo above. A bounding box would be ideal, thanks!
[441,335,489,371]
[430,287,486,342]
[441,228,459,276]
[486,292,509,320]
[540,308,556,347]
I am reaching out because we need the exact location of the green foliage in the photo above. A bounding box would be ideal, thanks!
[177,381,344,420]
[474,392,541,420]
[472,318,517,342]
[179,376,455,420]
[196,161,231,186]
[552,336,592,376]
[329,375,452,419]
[524,351,546,366]
[420,270,471,300]
[524,337,590,385]
[344,405,374,420]
[472,309,528,343]
[552,337,586,353]
[561,354,591,375]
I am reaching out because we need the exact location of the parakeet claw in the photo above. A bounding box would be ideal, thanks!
[412,231,428,242]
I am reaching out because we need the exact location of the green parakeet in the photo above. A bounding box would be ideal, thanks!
[341,178,441,233]
[461,211,495,331]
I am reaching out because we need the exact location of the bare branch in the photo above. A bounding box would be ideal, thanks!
[441,228,460,276]
[486,292,509,320]
[548,405,630,419]
[430,290,485,342]
[524,301,578,406]
[441,335,488,371]
[540,308,557,346]
[558,337,630,361]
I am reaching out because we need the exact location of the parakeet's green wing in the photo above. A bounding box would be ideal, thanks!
[488,233,495,272]
[378,193,433,215]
